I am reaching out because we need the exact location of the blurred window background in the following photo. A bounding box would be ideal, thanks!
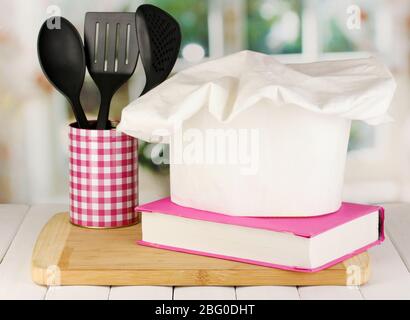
[0,0,409,205]
[247,0,302,54]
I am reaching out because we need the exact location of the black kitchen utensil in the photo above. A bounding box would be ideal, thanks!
[84,12,139,130]
[37,16,89,129]
[136,4,181,96]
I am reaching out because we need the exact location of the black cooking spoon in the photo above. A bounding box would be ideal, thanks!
[84,12,139,130]
[37,16,89,129]
[136,4,181,96]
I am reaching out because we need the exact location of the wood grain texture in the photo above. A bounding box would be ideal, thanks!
[0,203,409,299]
[32,212,371,286]
[31,211,71,286]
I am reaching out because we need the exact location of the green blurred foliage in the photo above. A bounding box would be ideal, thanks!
[323,19,356,52]
[129,0,369,172]
[348,121,374,151]
[247,0,302,54]
[138,141,169,173]
[147,0,209,55]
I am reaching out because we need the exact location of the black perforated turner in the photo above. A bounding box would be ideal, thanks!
[84,12,139,129]
[136,4,181,96]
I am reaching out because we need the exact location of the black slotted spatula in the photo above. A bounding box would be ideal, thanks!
[84,13,139,129]
[136,4,181,96]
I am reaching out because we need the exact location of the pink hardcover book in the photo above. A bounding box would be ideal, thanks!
[136,198,384,272]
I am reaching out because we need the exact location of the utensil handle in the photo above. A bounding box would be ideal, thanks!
[72,98,89,129]
[96,92,112,130]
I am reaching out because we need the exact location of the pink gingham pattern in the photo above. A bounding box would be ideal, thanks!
[69,124,139,228]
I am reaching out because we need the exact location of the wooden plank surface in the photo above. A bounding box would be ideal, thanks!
[109,286,173,300]
[174,287,236,300]
[236,286,299,300]
[31,212,370,286]
[1,203,410,299]
[45,286,109,300]
[360,237,410,300]
[383,203,410,272]
[0,204,67,299]
[298,286,363,300]
[0,205,28,262]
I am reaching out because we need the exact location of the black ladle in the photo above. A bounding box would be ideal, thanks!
[136,4,181,96]
[37,16,89,129]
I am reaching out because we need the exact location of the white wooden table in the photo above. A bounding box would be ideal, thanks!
[1,203,410,300]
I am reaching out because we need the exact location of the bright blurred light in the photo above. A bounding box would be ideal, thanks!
[182,43,205,62]
[266,10,299,50]
[259,0,289,20]
[259,2,276,20]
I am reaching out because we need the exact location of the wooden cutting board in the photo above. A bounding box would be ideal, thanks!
[32,213,371,286]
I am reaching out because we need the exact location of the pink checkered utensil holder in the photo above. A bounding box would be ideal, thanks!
[69,122,139,228]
